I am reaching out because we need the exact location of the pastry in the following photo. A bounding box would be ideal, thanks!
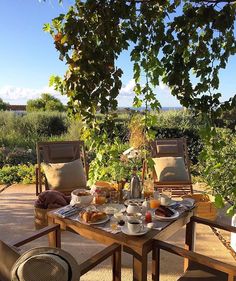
[80,210,107,223]
[90,211,107,222]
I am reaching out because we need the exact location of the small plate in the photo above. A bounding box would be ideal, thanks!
[124,199,144,207]
[97,204,126,215]
[154,209,179,221]
[76,214,110,225]
[121,225,149,236]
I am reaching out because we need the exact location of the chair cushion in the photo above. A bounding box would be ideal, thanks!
[153,157,190,182]
[178,262,230,281]
[0,241,20,281]
[41,159,87,193]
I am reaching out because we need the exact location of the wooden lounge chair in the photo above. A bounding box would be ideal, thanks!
[153,216,236,281]
[143,137,193,196]
[36,140,88,195]
[0,224,121,281]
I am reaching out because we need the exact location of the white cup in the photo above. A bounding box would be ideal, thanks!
[126,203,141,214]
[160,195,171,206]
[127,219,143,233]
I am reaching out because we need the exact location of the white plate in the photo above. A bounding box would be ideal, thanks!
[76,214,110,225]
[124,199,144,207]
[154,209,179,221]
[97,204,126,215]
[121,225,149,236]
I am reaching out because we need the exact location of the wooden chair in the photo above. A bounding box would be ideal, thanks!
[153,216,236,281]
[143,137,193,196]
[0,224,121,281]
[36,140,88,195]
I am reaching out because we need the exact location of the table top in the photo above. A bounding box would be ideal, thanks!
[48,206,194,252]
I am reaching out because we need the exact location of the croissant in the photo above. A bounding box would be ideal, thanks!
[90,212,107,222]
[80,211,106,223]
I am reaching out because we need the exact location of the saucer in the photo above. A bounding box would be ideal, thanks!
[121,225,149,236]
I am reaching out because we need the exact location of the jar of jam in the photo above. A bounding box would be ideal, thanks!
[145,211,152,223]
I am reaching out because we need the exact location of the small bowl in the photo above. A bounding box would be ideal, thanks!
[71,189,94,205]
[114,212,125,221]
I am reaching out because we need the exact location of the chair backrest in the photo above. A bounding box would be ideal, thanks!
[150,138,188,159]
[36,140,88,195]
[147,137,193,196]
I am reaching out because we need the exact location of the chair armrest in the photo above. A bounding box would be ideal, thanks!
[191,216,236,233]
[79,243,121,276]
[155,240,236,276]
[10,224,60,248]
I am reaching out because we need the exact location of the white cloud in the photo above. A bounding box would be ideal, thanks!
[118,79,180,107]
[119,79,135,96]
[0,85,68,105]
[0,80,180,108]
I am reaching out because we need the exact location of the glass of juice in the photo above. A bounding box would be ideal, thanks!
[95,191,107,205]
[149,197,160,209]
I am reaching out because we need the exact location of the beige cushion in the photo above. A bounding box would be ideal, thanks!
[153,157,190,182]
[42,159,87,192]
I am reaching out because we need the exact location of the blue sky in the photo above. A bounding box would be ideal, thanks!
[0,1,235,107]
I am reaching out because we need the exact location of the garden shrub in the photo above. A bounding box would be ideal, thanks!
[21,112,68,137]
[0,164,36,184]
[153,109,203,130]
[198,128,236,214]
[0,146,36,167]
[0,165,21,184]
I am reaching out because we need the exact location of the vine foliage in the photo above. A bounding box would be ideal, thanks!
[44,0,236,122]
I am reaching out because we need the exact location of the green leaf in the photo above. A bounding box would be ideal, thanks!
[227,206,235,216]
[214,194,225,208]
[43,23,51,32]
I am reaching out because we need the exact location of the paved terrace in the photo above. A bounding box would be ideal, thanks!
[0,184,235,281]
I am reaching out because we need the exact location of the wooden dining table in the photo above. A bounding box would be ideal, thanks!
[47,207,194,281]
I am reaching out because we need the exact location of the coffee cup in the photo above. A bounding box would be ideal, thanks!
[126,203,141,214]
[160,195,171,206]
[127,219,143,233]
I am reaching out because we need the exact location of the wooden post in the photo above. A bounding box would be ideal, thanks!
[152,244,160,281]
[184,220,196,271]
[47,218,61,248]
[112,245,121,281]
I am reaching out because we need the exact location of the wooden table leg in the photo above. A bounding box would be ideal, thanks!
[133,252,148,281]
[184,220,196,271]
[47,217,61,248]
[152,246,160,281]
[112,246,121,281]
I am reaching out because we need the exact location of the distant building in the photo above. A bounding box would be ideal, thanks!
[6,105,26,115]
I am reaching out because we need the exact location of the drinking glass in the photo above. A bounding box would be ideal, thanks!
[110,190,119,203]
[110,216,118,230]
[95,191,107,205]
[149,197,160,209]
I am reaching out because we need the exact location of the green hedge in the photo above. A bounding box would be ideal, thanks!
[0,164,36,184]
